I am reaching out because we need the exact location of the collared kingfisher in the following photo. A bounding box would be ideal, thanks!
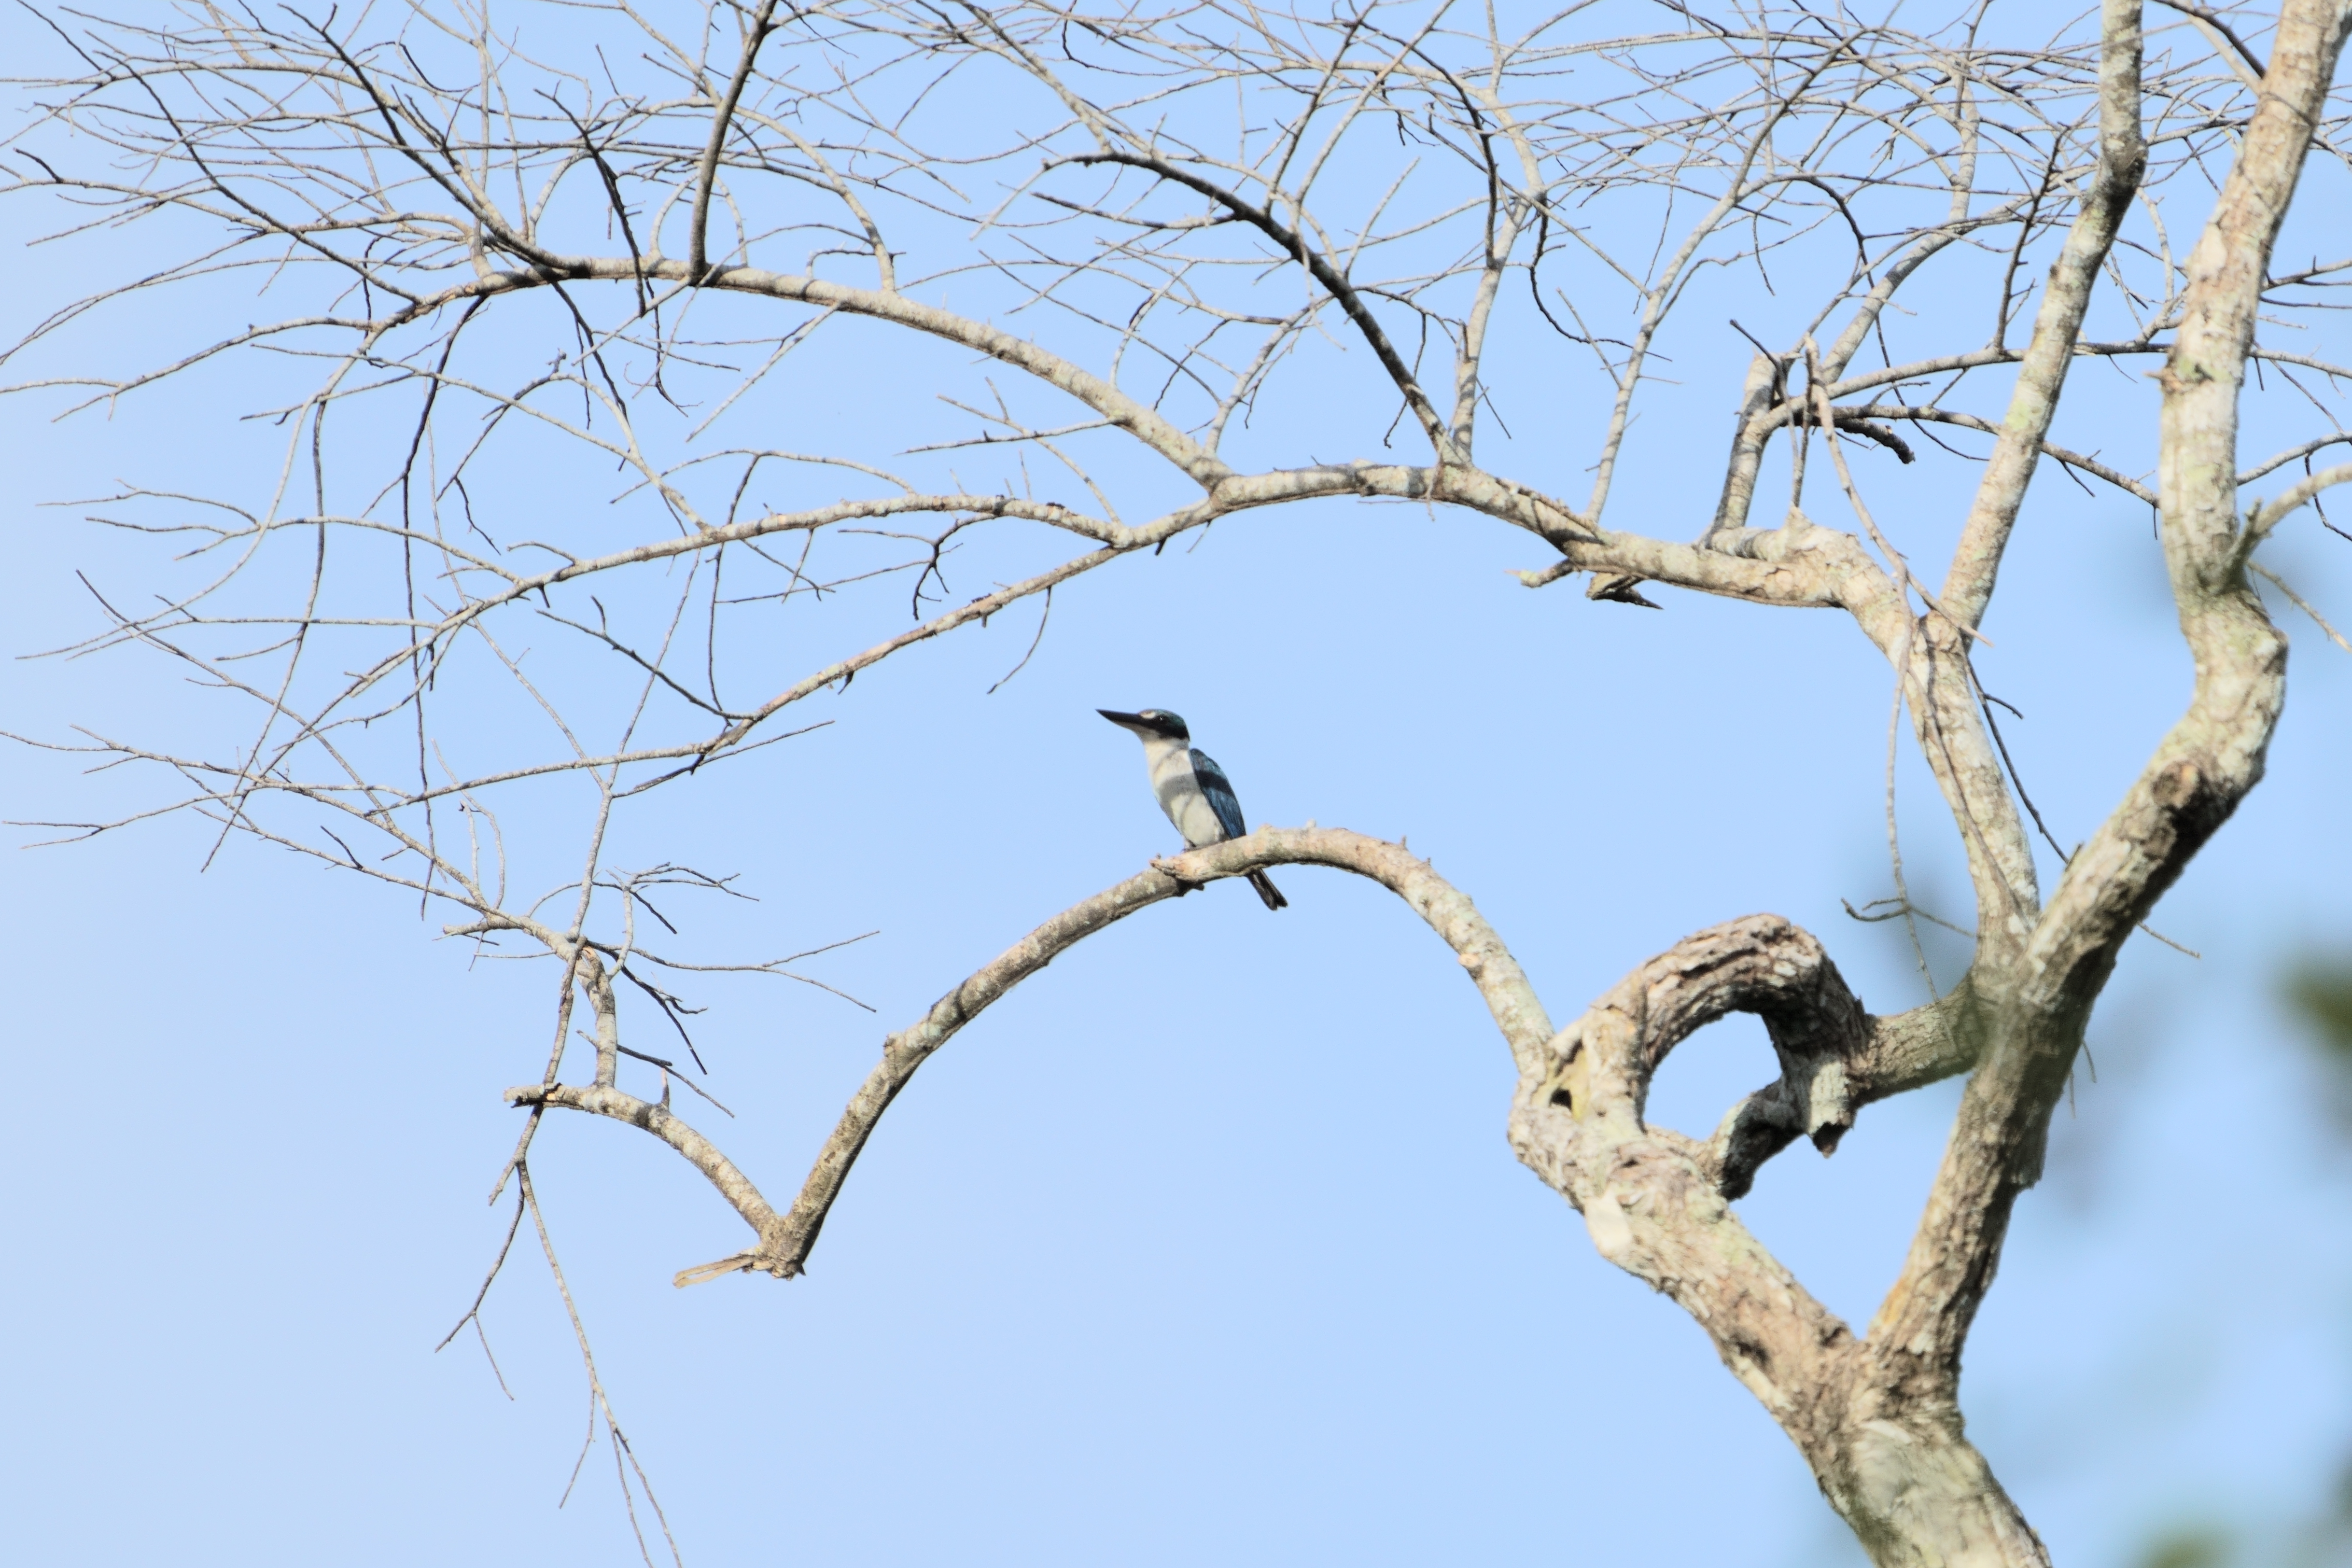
[1098,709,1288,910]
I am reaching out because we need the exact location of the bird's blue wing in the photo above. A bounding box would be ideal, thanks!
[1188,750,1248,841]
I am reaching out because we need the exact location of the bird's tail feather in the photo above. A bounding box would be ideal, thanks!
[1247,869,1288,911]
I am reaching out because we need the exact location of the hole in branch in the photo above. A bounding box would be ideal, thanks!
[1643,1012,1778,1140]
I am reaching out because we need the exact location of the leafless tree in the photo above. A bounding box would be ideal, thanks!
[6,0,2350,1561]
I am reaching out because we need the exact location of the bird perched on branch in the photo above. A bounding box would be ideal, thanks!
[1098,708,1287,910]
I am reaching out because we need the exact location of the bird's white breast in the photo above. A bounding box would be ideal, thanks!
[1141,736,1224,847]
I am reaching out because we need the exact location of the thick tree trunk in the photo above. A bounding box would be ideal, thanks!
[1816,1404,2045,1568]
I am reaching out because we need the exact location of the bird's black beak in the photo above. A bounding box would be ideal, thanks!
[1098,709,1148,732]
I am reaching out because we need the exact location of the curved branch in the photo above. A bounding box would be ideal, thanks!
[2152,0,2272,80]
[700,456,1881,761]
[1530,915,1978,1201]
[507,1082,783,1241]
[414,257,1234,489]
[1060,152,1458,462]
[2249,459,2352,533]
[2240,431,2352,485]
[677,826,1551,1285]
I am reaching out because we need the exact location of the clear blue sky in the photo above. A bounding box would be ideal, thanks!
[3,6,2350,1565]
